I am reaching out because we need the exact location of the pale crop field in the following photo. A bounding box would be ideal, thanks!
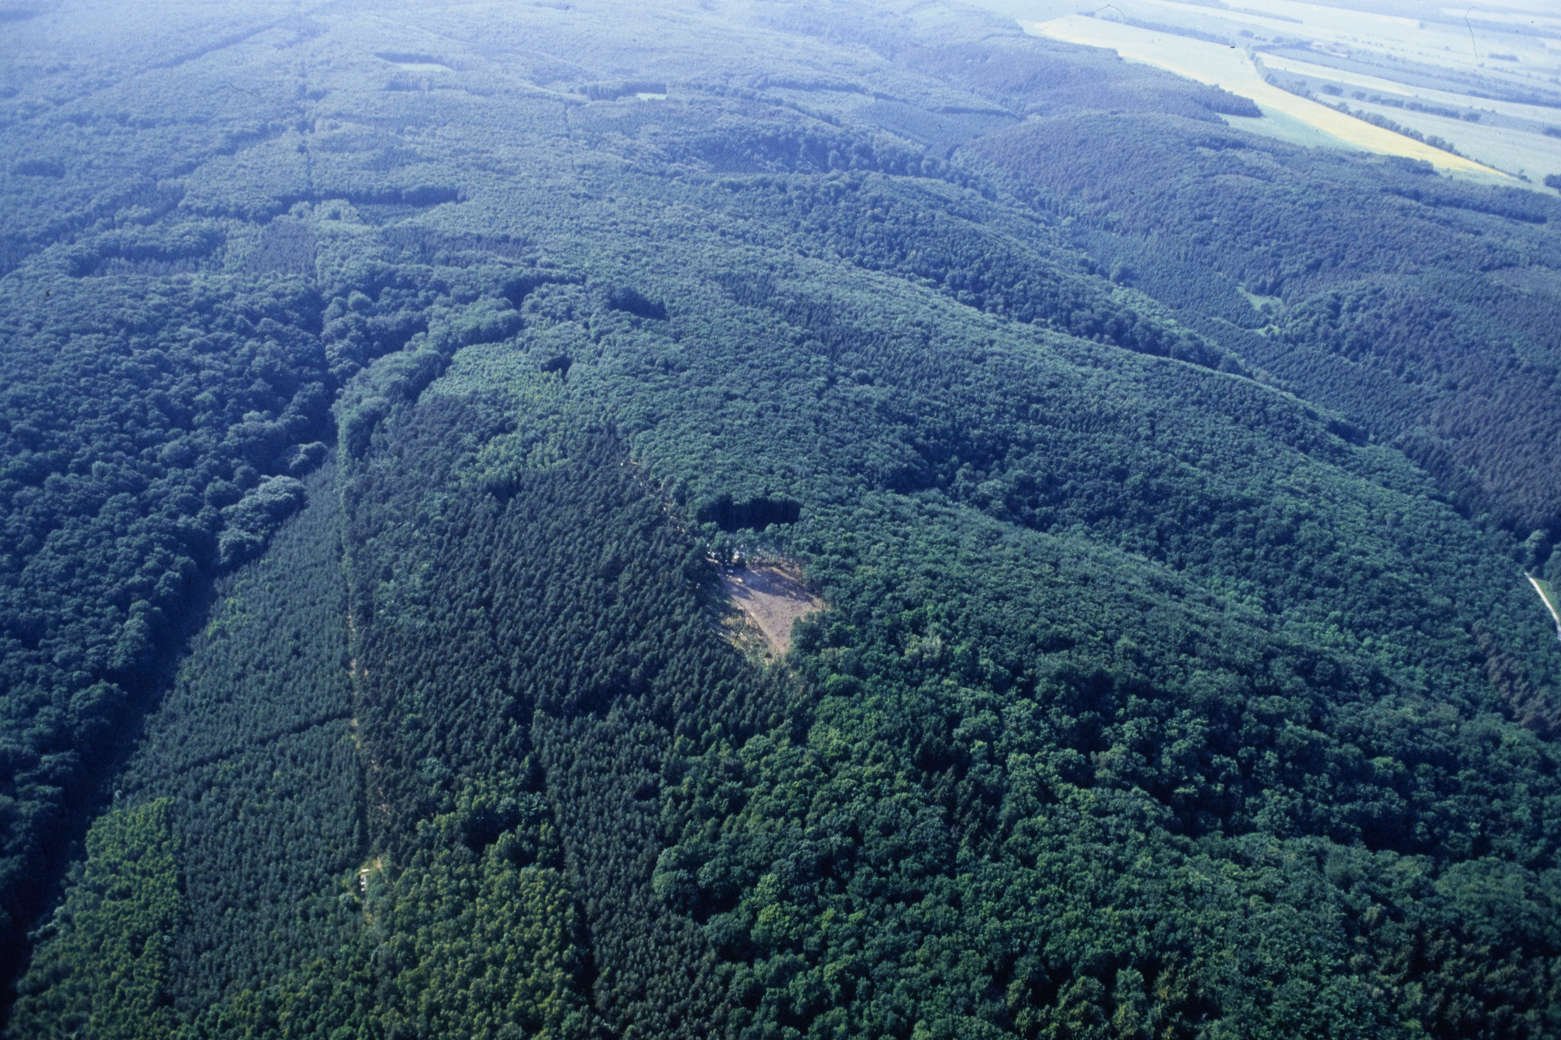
[1342,97,1561,180]
[1205,0,1561,93]
[1260,53,1561,127]
[1024,15,1516,181]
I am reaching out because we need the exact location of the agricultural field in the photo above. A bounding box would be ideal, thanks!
[1011,0,1561,188]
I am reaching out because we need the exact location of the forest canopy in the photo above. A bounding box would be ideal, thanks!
[1,0,1559,1037]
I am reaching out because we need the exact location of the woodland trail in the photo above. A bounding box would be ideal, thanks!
[1526,572,1561,639]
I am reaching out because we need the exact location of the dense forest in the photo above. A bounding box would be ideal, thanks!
[2,0,1560,1037]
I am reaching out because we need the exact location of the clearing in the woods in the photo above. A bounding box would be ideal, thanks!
[720,564,825,656]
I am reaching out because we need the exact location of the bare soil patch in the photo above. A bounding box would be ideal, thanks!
[720,564,824,656]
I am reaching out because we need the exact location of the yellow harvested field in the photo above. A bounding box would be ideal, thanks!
[1024,15,1516,180]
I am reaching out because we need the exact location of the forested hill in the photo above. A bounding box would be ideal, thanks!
[2,0,1560,1036]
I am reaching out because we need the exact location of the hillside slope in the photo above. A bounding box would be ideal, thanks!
[2,1,1559,1037]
